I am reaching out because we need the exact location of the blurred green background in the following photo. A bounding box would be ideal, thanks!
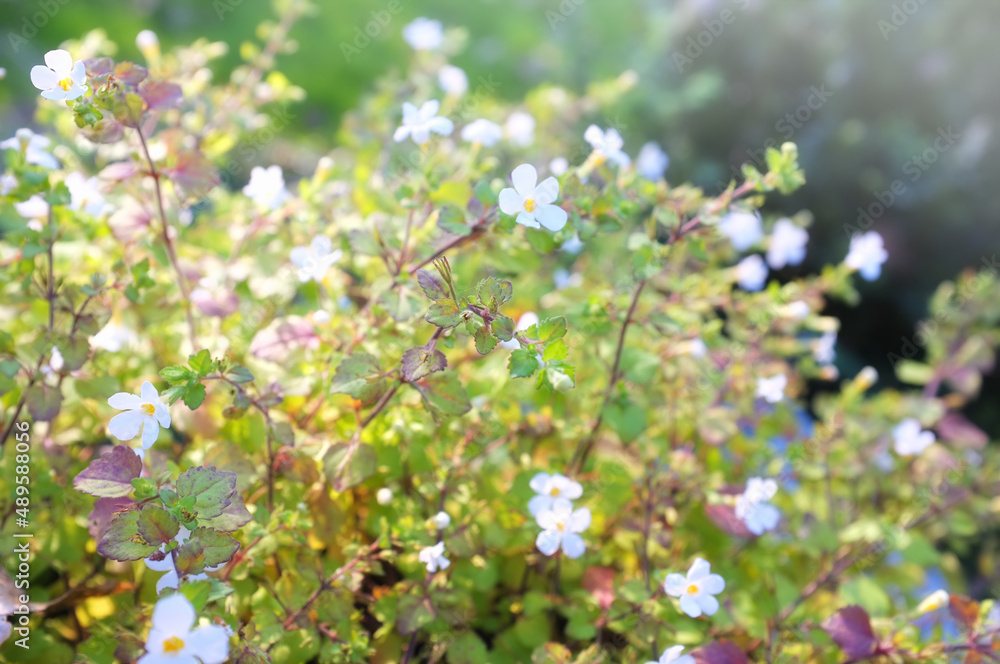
[1,0,998,430]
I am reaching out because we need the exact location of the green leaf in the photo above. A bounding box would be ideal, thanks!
[436,205,472,236]
[0,360,19,379]
[412,372,471,421]
[537,360,575,393]
[182,383,207,410]
[895,360,934,385]
[180,580,212,611]
[199,496,253,532]
[224,364,254,384]
[173,539,207,576]
[401,346,447,382]
[508,349,540,379]
[188,349,212,376]
[160,365,195,385]
[175,466,237,521]
[425,298,463,329]
[25,383,62,421]
[330,352,387,407]
[397,592,436,635]
[98,509,159,561]
[136,505,180,546]
[476,276,513,309]
[542,338,568,362]
[603,399,646,443]
[474,326,498,355]
[187,527,240,567]
[492,314,515,342]
[323,442,377,492]
[526,317,567,344]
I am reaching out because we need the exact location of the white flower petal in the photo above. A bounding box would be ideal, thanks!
[140,419,160,449]
[700,573,725,594]
[527,494,551,517]
[515,212,541,229]
[697,593,720,616]
[185,625,231,664]
[678,595,702,618]
[528,472,551,494]
[30,65,60,90]
[151,593,195,636]
[425,116,454,137]
[108,410,144,441]
[561,533,586,559]
[534,205,568,232]
[533,177,560,206]
[154,403,171,428]
[108,392,143,410]
[44,49,74,74]
[498,188,524,215]
[536,529,561,556]
[140,381,159,403]
[568,508,591,533]
[687,557,712,581]
[510,164,538,198]
[663,573,687,597]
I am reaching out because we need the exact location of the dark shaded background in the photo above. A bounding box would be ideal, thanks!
[1,0,998,431]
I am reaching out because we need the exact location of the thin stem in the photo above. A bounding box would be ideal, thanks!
[135,125,197,349]
[47,205,55,330]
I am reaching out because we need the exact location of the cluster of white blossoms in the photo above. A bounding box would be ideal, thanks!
[845,230,889,281]
[528,473,591,559]
[2,127,59,169]
[735,477,781,535]
[139,595,229,664]
[893,417,936,456]
[720,212,809,292]
[584,125,631,168]
[107,381,171,457]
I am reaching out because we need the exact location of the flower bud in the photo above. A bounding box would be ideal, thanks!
[431,511,451,529]
[376,487,393,505]
[136,30,160,59]
[916,589,949,615]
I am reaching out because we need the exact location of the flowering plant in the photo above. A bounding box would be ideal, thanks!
[2,6,1000,664]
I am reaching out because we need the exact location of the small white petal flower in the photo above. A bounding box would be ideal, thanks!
[242,165,288,210]
[438,64,468,96]
[65,172,110,217]
[504,111,535,147]
[144,527,222,595]
[431,511,451,530]
[684,338,707,358]
[1,173,17,195]
[41,347,64,376]
[498,164,568,232]
[418,541,450,573]
[14,195,49,221]
[107,381,171,450]
[138,594,230,664]
[554,268,582,290]
[916,589,950,615]
[663,558,726,618]
[90,320,138,352]
[583,125,630,168]
[636,142,669,181]
[289,235,342,283]
[782,300,811,319]
[718,211,763,251]
[756,374,787,404]
[376,487,393,505]
[460,119,502,147]
[766,218,808,269]
[813,332,837,365]
[535,504,590,559]
[499,311,539,350]
[527,472,583,515]
[845,231,888,281]
[402,17,444,51]
[646,645,696,664]
[393,100,454,145]
[136,30,159,52]
[893,418,936,456]
[735,477,780,535]
[560,233,584,254]
[1,129,59,169]
[30,49,88,101]
[549,157,569,176]
[735,254,768,291]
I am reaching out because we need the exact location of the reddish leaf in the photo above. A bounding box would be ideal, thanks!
[821,606,877,659]
[73,445,142,497]
[705,504,754,538]
[950,594,980,631]
[692,640,749,664]
[140,80,183,111]
[937,412,988,449]
[88,496,135,540]
[113,61,148,85]
[582,566,616,610]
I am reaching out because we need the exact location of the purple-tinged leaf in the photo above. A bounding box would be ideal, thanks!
[323,442,377,492]
[821,606,878,659]
[705,504,755,538]
[173,539,206,576]
[401,345,447,382]
[692,640,749,664]
[113,61,148,85]
[140,80,183,111]
[167,150,219,200]
[98,509,159,561]
[74,446,142,497]
[412,372,471,422]
[25,384,62,422]
[200,495,252,532]
[416,269,449,301]
[88,496,135,540]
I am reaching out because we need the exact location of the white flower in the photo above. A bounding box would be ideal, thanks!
[431,511,451,529]
[782,300,811,320]
[663,558,726,618]
[560,233,584,254]
[313,309,331,324]
[393,100,453,145]
[136,30,160,52]
[549,157,569,176]
[756,374,786,403]
[684,338,707,358]
[735,477,780,535]
[527,472,582,515]
[583,125,630,168]
[242,165,288,210]
[646,645,696,664]
[438,65,468,96]
[735,254,768,291]
[90,320,138,352]
[554,268,583,290]
[845,231,888,281]
[916,589,949,615]
[65,172,110,217]
[107,381,171,450]
[402,17,444,51]
[15,195,49,221]
[766,218,808,269]
[144,527,223,594]
[376,487,393,505]
[813,332,836,365]
[504,111,535,147]
[30,49,87,101]
[460,119,502,147]
[290,235,342,283]
[535,504,590,559]
[498,164,568,232]
[893,418,935,456]
[41,347,64,376]
[1,129,59,169]
[499,311,539,350]
[636,142,669,181]
[138,594,230,664]
[718,211,763,251]
[418,541,450,573]
[1,173,17,195]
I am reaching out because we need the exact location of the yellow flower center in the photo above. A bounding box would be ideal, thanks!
[142,403,156,416]
[549,487,560,497]
[523,198,536,213]
[556,522,566,533]
[686,584,699,595]
[162,636,185,653]
[58,78,73,91]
